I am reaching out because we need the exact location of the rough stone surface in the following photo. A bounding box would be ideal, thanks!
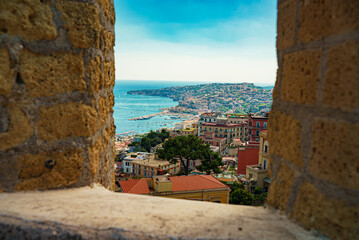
[16,149,85,191]
[323,40,359,111]
[87,56,103,93]
[309,119,359,190]
[298,0,359,43]
[268,111,303,167]
[20,49,86,97]
[0,47,15,95]
[277,0,296,50]
[291,182,359,240]
[0,104,33,150]
[0,0,115,192]
[281,50,321,105]
[103,60,112,88]
[102,30,115,56]
[0,0,57,41]
[0,186,320,240]
[98,97,108,126]
[98,0,115,24]
[56,1,101,48]
[266,163,295,212]
[37,103,99,141]
[88,136,103,180]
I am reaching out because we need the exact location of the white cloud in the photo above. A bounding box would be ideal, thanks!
[114,17,277,85]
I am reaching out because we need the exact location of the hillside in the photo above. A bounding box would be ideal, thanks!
[127,83,273,114]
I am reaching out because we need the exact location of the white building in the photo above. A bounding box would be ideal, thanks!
[122,152,152,174]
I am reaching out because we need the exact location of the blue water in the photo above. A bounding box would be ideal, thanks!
[113,80,199,135]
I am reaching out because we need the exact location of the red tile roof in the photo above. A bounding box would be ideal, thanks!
[119,178,150,194]
[169,175,228,192]
[119,175,229,195]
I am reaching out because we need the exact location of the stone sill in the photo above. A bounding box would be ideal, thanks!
[0,185,320,239]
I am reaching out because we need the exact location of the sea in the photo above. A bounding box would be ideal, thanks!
[113,80,200,135]
[113,80,274,135]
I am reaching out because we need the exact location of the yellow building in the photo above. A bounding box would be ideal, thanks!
[200,116,249,142]
[244,131,270,192]
[131,159,179,178]
[170,127,198,138]
[119,175,230,204]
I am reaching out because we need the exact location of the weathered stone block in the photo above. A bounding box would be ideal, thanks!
[20,49,86,98]
[309,119,359,190]
[111,60,115,87]
[0,105,33,150]
[56,1,101,48]
[0,48,15,95]
[281,50,321,105]
[298,0,359,43]
[103,61,112,88]
[88,136,103,179]
[37,103,99,141]
[323,40,359,111]
[272,70,280,100]
[108,92,115,114]
[268,111,303,167]
[266,163,295,211]
[291,182,359,240]
[16,149,84,191]
[98,0,115,24]
[277,0,296,50]
[88,56,103,93]
[102,30,115,56]
[0,0,57,41]
[99,97,108,126]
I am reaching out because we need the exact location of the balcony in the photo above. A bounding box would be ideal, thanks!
[0,185,320,239]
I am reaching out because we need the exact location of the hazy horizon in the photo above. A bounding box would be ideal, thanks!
[115,79,275,88]
[114,0,277,85]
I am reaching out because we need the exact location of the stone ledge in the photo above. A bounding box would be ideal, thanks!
[0,185,320,239]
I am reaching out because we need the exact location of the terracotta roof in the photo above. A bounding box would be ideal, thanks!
[119,178,151,194]
[169,175,228,192]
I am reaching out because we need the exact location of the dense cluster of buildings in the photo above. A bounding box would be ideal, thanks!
[115,111,270,204]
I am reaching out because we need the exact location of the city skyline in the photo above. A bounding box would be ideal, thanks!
[114,0,277,85]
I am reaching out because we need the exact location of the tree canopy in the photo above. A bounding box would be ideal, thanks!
[230,189,254,205]
[157,135,223,175]
[130,130,169,152]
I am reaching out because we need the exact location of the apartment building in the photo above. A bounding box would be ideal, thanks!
[131,158,179,178]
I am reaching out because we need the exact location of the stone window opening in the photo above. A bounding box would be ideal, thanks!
[0,1,357,239]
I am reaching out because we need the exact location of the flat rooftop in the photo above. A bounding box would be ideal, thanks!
[132,158,171,167]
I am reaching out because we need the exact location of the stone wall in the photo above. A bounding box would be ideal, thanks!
[0,0,116,192]
[268,0,359,239]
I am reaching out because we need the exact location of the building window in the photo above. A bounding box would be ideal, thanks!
[209,128,212,131]
[256,130,260,136]
[256,122,260,128]
[263,122,267,129]
[264,145,268,153]
[263,159,267,170]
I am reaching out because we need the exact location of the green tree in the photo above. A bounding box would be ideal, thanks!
[128,141,140,151]
[157,135,222,175]
[253,186,263,195]
[230,189,254,205]
[196,151,223,174]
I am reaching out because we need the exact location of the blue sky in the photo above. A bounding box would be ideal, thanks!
[114,0,277,85]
